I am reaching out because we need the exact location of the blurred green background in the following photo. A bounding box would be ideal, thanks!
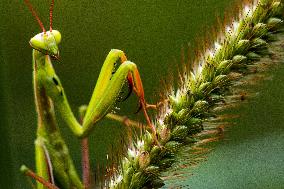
[1,0,283,189]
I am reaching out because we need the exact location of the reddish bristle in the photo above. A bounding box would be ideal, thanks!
[49,0,54,32]
[24,0,46,33]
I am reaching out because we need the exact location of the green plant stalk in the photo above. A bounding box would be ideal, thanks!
[109,0,284,188]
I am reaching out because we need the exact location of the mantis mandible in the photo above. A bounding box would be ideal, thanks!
[21,0,158,188]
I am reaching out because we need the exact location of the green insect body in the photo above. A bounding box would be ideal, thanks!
[22,0,156,188]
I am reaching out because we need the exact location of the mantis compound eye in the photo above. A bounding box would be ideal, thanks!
[51,30,61,45]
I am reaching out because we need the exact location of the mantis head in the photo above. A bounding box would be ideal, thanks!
[30,30,61,59]
[24,0,60,59]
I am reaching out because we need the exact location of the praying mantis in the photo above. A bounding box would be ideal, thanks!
[20,0,158,188]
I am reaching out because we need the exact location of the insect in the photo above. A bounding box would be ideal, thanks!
[21,0,157,188]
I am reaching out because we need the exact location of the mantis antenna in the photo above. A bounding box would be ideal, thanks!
[24,0,46,33]
[49,0,54,31]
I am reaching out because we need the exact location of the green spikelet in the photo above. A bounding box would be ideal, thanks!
[171,125,188,141]
[235,40,251,54]
[267,17,283,30]
[217,60,234,74]
[109,1,284,188]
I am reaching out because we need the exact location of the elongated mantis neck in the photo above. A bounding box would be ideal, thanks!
[32,48,84,137]
[32,49,57,134]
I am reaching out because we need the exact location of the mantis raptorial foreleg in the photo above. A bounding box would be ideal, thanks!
[42,49,156,138]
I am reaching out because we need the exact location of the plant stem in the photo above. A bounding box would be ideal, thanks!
[81,138,90,189]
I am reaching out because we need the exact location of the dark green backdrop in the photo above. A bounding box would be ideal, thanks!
[1,1,283,189]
